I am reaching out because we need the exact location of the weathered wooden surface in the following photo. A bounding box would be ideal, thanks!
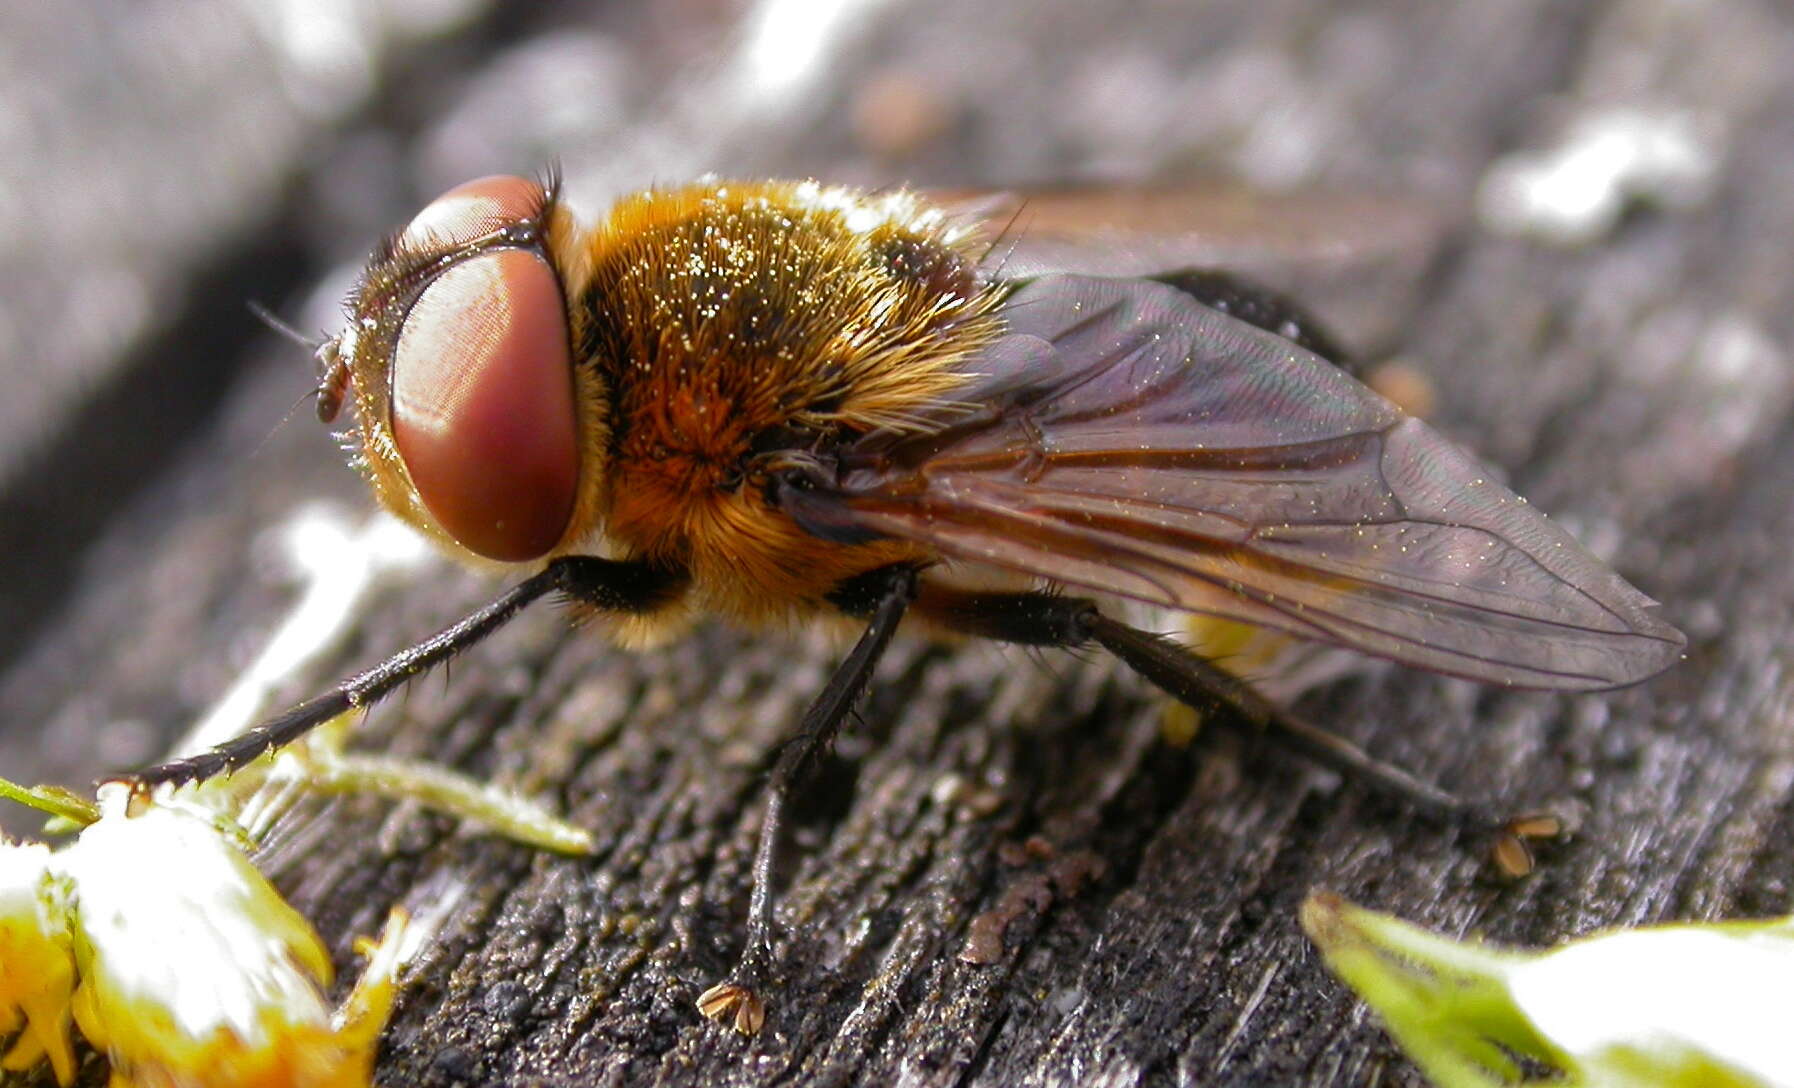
[1,1,1788,1084]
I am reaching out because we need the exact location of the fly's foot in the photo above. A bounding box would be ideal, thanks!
[697,936,775,1036]
[696,979,766,1036]
[1488,806,1578,879]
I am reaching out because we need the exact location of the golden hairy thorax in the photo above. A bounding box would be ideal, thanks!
[561,181,1005,619]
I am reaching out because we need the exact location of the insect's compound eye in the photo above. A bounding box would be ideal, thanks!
[398,174,543,250]
[390,239,578,563]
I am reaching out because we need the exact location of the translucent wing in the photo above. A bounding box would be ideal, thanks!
[936,183,1447,350]
[940,184,1446,280]
[782,275,1683,690]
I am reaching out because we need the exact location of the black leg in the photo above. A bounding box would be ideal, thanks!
[1151,268,1357,375]
[115,556,684,789]
[1081,613,1467,818]
[1085,611,1566,874]
[697,564,918,1035]
[915,585,1473,822]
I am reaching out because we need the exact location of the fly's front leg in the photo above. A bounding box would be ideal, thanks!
[116,556,685,789]
[696,565,918,1036]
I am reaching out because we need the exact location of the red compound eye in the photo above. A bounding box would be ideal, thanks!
[399,174,543,250]
[390,240,578,562]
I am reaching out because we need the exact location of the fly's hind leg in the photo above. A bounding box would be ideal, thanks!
[916,585,1513,830]
[1152,268,1358,375]
[1083,611,1572,876]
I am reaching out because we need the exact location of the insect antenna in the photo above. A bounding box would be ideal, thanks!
[248,299,325,351]
[245,301,337,452]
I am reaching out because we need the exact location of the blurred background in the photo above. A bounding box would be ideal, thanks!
[0,1,1789,1083]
